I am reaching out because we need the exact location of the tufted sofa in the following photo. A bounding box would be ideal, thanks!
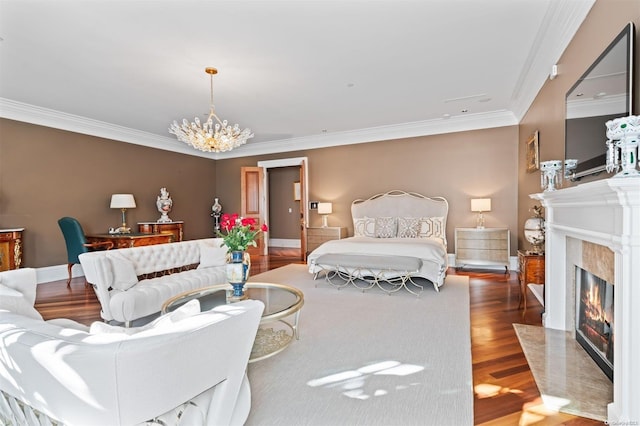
[0,268,265,425]
[79,238,230,326]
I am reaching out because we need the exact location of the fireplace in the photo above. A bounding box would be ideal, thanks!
[534,176,640,423]
[575,266,613,381]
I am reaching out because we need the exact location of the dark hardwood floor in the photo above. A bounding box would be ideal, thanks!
[34,249,602,425]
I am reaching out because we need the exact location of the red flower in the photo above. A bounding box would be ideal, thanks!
[261,224,268,232]
[216,213,268,252]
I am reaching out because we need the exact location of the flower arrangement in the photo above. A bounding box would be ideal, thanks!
[218,213,268,252]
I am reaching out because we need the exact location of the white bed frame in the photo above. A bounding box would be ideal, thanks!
[308,190,449,292]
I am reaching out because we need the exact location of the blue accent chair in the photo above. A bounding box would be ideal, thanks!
[57,217,113,287]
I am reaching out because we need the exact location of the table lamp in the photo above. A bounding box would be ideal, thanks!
[110,194,136,233]
[318,202,333,227]
[471,198,491,229]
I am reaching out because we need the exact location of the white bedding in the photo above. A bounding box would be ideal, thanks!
[306,190,450,290]
[307,236,448,288]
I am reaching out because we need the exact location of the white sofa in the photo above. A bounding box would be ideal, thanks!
[0,268,264,426]
[79,238,230,326]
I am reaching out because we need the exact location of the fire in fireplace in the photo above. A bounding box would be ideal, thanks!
[575,266,614,381]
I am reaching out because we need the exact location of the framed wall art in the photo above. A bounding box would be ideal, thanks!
[526,131,540,173]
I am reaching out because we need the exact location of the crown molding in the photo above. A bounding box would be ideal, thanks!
[0,98,217,159]
[216,110,518,159]
[1,97,517,159]
[510,0,596,120]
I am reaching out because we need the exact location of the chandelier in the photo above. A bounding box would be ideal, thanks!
[169,67,253,153]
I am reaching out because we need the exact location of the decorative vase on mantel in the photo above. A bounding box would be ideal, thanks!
[226,250,251,299]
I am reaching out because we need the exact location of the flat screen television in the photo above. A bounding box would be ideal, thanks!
[565,23,635,180]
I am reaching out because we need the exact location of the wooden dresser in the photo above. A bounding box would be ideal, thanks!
[517,250,545,312]
[0,228,24,271]
[138,221,184,242]
[455,227,510,272]
[307,226,347,254]
[86,233,174,249]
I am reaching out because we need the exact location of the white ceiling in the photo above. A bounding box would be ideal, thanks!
[0,0,594,159]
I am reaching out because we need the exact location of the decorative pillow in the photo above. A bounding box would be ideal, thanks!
[107,255,139,291]
[0,283,43,321]
[89,299,201,335]
[353,216,375,237]
[397,217,420,238]
[198,245,228,269]
[375,217,396,238]
[418,216,445,240]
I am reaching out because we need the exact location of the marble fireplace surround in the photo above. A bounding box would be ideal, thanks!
[533,176,640,423]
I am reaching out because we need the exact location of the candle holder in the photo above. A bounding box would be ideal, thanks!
[564,159,578,180]
[540,160,563,191]
[606,115,640,177]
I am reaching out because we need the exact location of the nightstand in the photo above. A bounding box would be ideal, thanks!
[306,226,347,253]
[455,227,510,272]
[517,250,545,314]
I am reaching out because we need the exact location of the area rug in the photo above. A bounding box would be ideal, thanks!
[245,264,472,426]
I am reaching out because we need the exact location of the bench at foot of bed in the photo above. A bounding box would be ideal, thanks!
[310,253,430,296]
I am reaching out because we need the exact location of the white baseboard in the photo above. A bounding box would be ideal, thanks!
[269,238,301,248]
[35,264,83,285]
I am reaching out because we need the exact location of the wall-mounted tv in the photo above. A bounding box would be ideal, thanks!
[565,22,635,180]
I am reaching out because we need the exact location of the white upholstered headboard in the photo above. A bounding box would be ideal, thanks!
[351,190,449,241]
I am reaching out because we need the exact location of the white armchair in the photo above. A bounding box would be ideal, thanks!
[0,268,264,426]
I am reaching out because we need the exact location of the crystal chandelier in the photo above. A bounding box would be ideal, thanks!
[169,67,253,153]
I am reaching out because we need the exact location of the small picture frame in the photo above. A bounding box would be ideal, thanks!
[293,182,301,201]
[526,131,540,173]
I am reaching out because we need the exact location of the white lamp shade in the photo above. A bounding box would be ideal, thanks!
[317,202,333,215]
[471,198,491,212]
[110,194,136,209]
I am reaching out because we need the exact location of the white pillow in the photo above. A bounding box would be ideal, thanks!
[89,299,201,335]
[198,245,228,269]
[418,216,445,240]
[108,255,139,291]
[353,216,375,237]
[0,283,43,321]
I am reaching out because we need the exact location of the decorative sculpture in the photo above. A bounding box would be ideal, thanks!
[605,115,640,177]
[156,188,173,223]
[211,197,222,231]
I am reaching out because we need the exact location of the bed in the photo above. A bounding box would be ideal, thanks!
[307,190,449,292]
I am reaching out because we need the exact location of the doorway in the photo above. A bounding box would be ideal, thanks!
[257,157,308,258]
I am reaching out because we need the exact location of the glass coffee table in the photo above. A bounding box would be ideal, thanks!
[161,282,304,362]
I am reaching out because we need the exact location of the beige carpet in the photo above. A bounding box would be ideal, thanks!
[246,264,472,426]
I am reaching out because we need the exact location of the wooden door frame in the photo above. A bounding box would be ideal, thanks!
[257,157,309,255]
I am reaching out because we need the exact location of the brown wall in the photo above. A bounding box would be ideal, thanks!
[268,166,301,240]
[216,126,519,254]
[7,2,631,269]
[518,0,640,251]
[0,118,218,267]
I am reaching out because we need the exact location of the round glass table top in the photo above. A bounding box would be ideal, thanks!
[161,282,304,323]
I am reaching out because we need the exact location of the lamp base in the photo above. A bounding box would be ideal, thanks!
[321,215,329,228]
[476,213,485,229]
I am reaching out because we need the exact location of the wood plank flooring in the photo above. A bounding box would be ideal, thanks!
[33,249,603,425]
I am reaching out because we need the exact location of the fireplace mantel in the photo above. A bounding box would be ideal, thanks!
[533,176,640,423]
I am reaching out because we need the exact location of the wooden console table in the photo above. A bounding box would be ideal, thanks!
[0,228,24,271]
[86,233,173,249]
[517,250,545,314]
[138,221,184,242]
